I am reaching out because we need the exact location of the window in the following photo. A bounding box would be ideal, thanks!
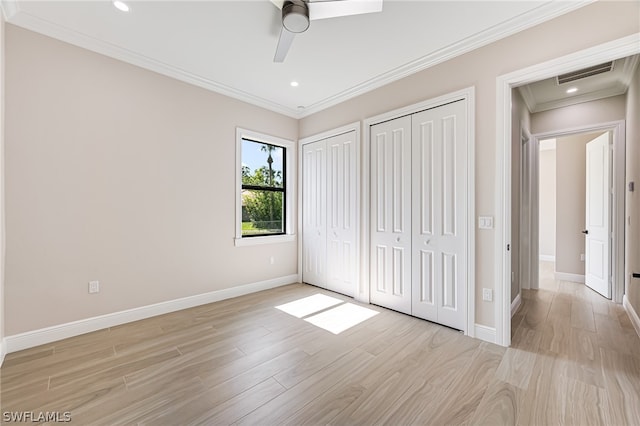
[241,139,285,236]
[235,128,294,246]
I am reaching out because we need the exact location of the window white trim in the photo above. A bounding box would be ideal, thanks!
[234,234,295,246]
[235,127,295,246]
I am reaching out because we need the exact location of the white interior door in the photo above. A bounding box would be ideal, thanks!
[302,140,327,287]
[326,131,357,297]
[585,132,611,298]
[370,116,412,314]
[411,101,467,330]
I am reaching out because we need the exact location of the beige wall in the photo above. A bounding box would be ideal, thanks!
[625,60,640,318]
[511,89,530,302]
[531,94,627,135]
[3,2,640,338]
[555,132,605,276]
[300,1,640,326]
[4,26,298,335]
[539,148,556,259]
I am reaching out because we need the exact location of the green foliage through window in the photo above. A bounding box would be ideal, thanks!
[241,139,286,236]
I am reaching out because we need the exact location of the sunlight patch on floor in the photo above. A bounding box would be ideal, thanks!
[304,303,379,334]
[275,294,380,334]
[275,293,344,318]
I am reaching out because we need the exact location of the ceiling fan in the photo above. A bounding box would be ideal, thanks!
[271,0,383,62]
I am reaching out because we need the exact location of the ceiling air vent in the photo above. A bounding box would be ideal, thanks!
[557,61,614,85]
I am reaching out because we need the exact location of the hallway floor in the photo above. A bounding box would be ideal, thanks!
[510,261,640,424]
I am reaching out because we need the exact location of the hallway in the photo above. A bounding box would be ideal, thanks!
[509,261,640,424]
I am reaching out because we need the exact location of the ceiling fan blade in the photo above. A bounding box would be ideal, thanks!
[270,0,285,9]
[274,27,296,62]
[308,0,382,20]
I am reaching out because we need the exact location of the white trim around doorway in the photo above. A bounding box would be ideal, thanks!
[495,33,640,347]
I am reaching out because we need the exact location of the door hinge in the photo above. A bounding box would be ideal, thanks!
[507,244,510,251]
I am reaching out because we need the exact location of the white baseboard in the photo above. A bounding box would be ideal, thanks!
[511,292,522,317]
[474,324,496,344]
[623,294,640,339]
[0,338,6,367]
[539,255,556,262]
[554,272,585,284]
[5,274,298,354]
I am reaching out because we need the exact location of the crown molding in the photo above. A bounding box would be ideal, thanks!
[532,84,627,113]
[522,54,639,113]
[518,84,537,113]
[1,0,18,21]
[619,53,640,88]
[5,0,592,119]
[297,0,593,118]
[6,8,300,118]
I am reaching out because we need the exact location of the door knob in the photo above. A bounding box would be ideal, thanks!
[582,230,589,235]
[396,237,401,243]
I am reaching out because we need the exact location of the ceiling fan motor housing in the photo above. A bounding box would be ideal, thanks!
[283,1,310,33]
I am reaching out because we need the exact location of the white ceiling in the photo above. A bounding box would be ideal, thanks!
[518,55,640,113]
[3,0,591,118]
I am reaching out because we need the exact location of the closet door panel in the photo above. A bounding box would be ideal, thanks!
[326,131,357,297]
[411,114,439,321]
[370,116,412,314]
[302,140,327,287]
[436,101,467,331]
[411,100,467,330]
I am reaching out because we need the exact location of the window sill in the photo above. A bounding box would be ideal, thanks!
[234,234,296,247]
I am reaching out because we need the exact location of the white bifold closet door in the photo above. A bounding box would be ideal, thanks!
[369,116,413,314]
[370,100,467,331]
[302,140,327,287]
[302,131,357,297]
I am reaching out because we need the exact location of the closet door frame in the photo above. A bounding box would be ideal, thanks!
[362,87,476,337]
[298,122,361,295]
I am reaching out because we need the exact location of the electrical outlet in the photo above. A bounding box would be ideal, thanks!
[88,280,100,294]
[482,288,493,302]
[580,253,585,261]
[270,256,275,265]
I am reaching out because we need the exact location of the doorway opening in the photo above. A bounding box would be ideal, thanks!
[512,120,624,342]
[537,130,615,297]
[527,125,624,302]
[495,34,639,346]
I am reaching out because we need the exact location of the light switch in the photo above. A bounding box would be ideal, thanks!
[482,288,493,301]
[478,216,494,229]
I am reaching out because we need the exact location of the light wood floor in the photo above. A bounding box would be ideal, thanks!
[2,265,639,425]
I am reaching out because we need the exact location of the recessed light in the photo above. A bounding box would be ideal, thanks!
[290,81,299,87]
[113,1,130,12]
[566,87,578,94]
